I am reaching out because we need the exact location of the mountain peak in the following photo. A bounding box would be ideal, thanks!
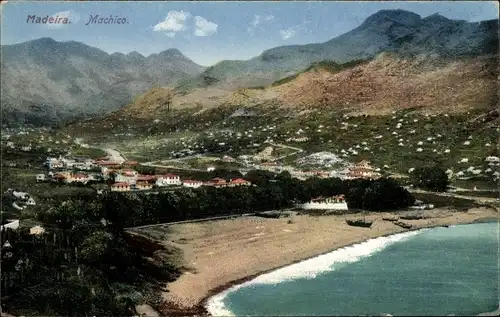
[361,9,421,27]
[29,37,57,45]
[158,48,184,58]
[126,51,145,59]
[422,13,453,24]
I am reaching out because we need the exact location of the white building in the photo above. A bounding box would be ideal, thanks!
[1,220,20,230]
[115,170,138,184]
[45,157,64,169]
[182,180,203,188]
[30,225,46,235]
[300,195,348,211]
[485,156,500,163]
[156,174,181,187]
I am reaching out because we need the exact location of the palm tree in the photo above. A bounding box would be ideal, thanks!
[163,89,174,113]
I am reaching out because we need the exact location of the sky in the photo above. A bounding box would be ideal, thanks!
[1,1,498,66]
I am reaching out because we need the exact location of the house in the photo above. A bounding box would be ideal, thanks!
[228,178,251,187]
[122,160,139,167]
[206,177,227,188]
[11,191,29,201]
[67,173,92,184]
[136,174,157,183]
[135,182,153,190]
[307,170,330,178]
[183,180,203,188]
[61,158,76,168]
[53,173,68,182]
[486,156,500,163]
[346,160,381,180]
[1,219,20,230]
[111,182,131,192]
[115,170,138,184]
[300,195,348,211]
[221,155,236,163]
[36,174,46,182]
[96,160,121,168]
[45,157,64,169]
[156,174,181,187]
[30,225,46,235]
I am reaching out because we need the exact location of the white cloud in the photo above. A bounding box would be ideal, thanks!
[44,10,80,29]
[194,16,217,37]
[251,14,274,27]
[248,14,275,35]
[279,28,296,40]
[153,10,191,37]
[279,21,309,40]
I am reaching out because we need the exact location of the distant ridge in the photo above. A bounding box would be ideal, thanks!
[1,38,205,126]
[1,9,498,126]
[179,9,498,91]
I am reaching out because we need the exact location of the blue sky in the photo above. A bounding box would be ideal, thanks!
[1,1,498,66]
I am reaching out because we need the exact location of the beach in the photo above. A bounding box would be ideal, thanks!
[152,206,499,314]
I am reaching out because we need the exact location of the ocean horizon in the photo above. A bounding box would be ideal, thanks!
[207,222,499,316]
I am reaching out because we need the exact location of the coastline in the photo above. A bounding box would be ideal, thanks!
[153,207,499,316]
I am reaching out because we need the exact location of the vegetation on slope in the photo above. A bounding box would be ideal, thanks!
[270,59,368,87]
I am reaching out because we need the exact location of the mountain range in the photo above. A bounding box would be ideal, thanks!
[1,9,498,126]
[1,38,204,126]
[181,10,498,90]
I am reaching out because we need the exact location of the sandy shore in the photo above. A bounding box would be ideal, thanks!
[152,206,498,313]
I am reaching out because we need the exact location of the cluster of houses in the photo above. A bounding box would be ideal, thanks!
[256,160,381,180]
[110,173,252,192]
[344,160,382,180]
[44,155,97,170]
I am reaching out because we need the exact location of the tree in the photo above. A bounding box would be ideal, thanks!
[410,165,450,192]
[163,88,174,113]
[245,169,276,186]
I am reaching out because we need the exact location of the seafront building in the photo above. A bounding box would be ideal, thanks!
[300,195,348,211]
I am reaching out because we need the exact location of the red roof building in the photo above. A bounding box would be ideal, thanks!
[229,178,251,186]
[137,175,157,182]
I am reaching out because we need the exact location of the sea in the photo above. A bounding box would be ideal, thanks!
[207,222,499,316]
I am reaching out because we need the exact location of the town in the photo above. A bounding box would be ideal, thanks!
[37,153,383,192]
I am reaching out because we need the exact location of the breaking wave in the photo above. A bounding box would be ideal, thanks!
[206,229,426,316]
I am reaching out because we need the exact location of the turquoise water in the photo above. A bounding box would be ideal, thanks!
[209,222,499,316]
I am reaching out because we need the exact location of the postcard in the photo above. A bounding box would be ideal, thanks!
[1,1,499,316]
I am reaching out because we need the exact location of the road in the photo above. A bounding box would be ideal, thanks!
[105,148,127,163]
[125,212,256,230]
[143,154,205,165]
[143,162,205,172]
[268,142,304,162]
[411,188,499,205]
[92,147,128,163]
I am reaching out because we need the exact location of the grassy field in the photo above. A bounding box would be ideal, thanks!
[70,147,107,158]
[456,190,499,199]
[453,178,499,190]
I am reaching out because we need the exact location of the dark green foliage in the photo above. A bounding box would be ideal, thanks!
[410,165,450,192]
[1,197,181,316]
